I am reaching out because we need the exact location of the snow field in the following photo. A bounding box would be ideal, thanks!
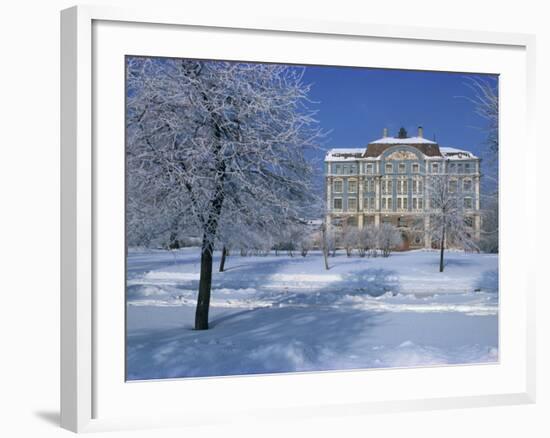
[126,248,498,379]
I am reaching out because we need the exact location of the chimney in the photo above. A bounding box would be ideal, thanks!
[383,127,388,138]
[418,126,424,138]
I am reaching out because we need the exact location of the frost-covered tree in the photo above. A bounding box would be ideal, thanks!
[126,57,322,329]
[466,77,499,253]
[357,224,378,257]
[325,225,338,258]
[377,223,402,257]
[428,173,478,271]
[466,77,498,154]
[341,225,359,257]
[299,233,313,257]
[216,217,272,271]
[271,222,303,257]
[479,193,498,253]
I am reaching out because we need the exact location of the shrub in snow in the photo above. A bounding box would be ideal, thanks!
[378,223,402,257]
[357,224,379,257]
[341,225,360,257]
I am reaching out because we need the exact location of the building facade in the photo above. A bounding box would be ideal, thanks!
[325,127,481,250]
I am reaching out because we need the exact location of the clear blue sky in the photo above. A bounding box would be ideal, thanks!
[301,66,497,160]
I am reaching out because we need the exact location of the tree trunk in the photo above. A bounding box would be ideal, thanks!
[219,246,227,272]
[194,128,225,330]
[195,240,214,330]
[323,248,329,270]
[193,100,228,330]
[195,196,223,329]
[321,224,330,270]
[439,225,446,272]
[168,216,180,249]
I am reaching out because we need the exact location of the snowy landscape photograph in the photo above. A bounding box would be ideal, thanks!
[125,56,499,380]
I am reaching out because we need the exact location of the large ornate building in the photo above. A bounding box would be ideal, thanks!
[324,127,481,249]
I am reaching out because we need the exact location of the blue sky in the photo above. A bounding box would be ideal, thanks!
[301,66,497,160]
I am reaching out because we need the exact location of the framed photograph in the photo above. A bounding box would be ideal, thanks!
[61,5,536,433]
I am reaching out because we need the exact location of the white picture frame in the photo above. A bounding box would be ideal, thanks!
[60,4,537,433]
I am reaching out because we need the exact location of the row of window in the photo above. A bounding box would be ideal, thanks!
[381,197,423,210]
[332,196,474,211]
[331,161,475,175]
[448,162,473,174]
[333,178,473,194]
[337,216,475,229]
[332,163,359,175]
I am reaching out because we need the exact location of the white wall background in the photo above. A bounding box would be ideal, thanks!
[0,1,546,437]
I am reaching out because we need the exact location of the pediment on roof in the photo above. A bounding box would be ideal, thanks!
[366,143,441,158]
[385,149,419,160]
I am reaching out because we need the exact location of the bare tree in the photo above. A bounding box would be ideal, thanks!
[357,224,378,257]
[326,226,338,257]
[126,57,322,329]
[466,77,499,253]
[293,223,314,257]
[479,193,498,253]
[377,223,402,257]
[216,218,267,271]
[465,77,499,154]
[341,225,359,257]
[320,222,330,269]
[272,223,302,257]
[428,173,478,271]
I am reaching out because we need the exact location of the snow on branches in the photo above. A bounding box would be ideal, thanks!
[465,76,499,253]
[125,57,323,329]
[127,57,322,250]
[377,224,402,257]
[427,173,478,271]
[465,76,499,154]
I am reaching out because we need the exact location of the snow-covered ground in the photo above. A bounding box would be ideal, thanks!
[126,248,498,380]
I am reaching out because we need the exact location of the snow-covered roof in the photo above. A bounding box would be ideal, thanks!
[325,148,366,162]
[440,147,478,159]
[369,136,437,145]
[325,142,478,162]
